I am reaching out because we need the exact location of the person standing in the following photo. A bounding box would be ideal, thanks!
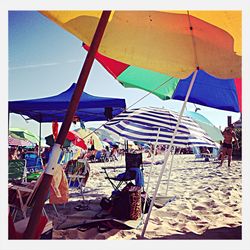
[219,124,239,167]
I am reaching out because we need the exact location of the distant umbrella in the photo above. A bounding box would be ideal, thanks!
[45,131,87,150]
[8,136,33,147]
[66,130,87,150]
[104,107,216,148]
[9,128,39,144]
[185,111,223,142]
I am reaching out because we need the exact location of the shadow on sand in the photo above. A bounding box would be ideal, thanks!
[150,226,242,240]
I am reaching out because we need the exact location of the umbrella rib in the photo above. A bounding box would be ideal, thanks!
[187,10,199,68]
[125,77,174,110]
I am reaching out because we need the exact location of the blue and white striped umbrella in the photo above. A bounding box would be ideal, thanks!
[104,107,216,148]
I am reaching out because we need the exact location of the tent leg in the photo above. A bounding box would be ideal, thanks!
[38,121,42,157]
[140,68,199,238]
[23,11,111,239]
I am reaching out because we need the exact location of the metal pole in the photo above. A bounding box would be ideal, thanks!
[141,69,199,238]
[142,128,160,215]
[38,121,41,157]
[165,146,176,195]
[23,10,111,239]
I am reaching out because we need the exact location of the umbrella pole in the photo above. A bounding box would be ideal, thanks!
[165,146,176,195]
[141,68,199,238]
[142,128,160,215]
[23,10,111,239]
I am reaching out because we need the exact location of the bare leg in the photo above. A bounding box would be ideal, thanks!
[227,148,233,167]
[219,148,227,166]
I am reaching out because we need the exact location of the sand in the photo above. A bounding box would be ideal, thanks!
[43,153,242,240]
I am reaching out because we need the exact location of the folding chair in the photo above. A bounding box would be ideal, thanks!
[8,159,27,183]
[8,173,47,221]
[9,173,58,221]
[24,152,43,181]
[66,158,89,199]
[102,152,144,191]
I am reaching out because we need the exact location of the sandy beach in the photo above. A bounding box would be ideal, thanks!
[42,153,242,240]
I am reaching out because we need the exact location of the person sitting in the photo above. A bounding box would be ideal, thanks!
[110,145,119,161]
[201,146,210,155]
[201,146,211,161]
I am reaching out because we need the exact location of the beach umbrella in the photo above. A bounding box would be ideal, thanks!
[45,131,87,150]
[75,128,103,150]
[8,136,33,147]
[91,127,120,142]
[104,107,217,148]
[66,130,87,150]
[185,111,223,142]
[9,128,39,144]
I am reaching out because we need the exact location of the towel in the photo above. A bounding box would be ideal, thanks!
[116,168,144,187]
[49,164,69,204]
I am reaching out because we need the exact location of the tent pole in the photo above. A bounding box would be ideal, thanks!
[23,10,111,239]
[38,121,42,157]
[141,68,199,238]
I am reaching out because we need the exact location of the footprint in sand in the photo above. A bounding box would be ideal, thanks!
[193,205,207,211]
[186,214,201,221]
[153,216,163,225]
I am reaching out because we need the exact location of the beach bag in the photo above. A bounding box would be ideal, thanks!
[112,184,141,220]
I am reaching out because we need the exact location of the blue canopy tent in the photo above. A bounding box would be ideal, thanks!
[9,83,126,152]
[9,83,126,122]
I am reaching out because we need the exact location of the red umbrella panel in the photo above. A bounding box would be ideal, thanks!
[66,130,87,150]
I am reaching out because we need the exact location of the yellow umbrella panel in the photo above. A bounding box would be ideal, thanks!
[75,128,103,151]
[40,10,241,79]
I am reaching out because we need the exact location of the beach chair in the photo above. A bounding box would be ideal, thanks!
[102,152,144,191]
[8,169,61,221]
[66,158,89,199]
[8,173,48,221]
[8,159,27,183]
[24,152,43,181]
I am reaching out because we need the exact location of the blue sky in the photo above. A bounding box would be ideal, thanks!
[8,10,241,139]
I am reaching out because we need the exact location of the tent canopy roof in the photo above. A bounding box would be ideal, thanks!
[9,83,126,123]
